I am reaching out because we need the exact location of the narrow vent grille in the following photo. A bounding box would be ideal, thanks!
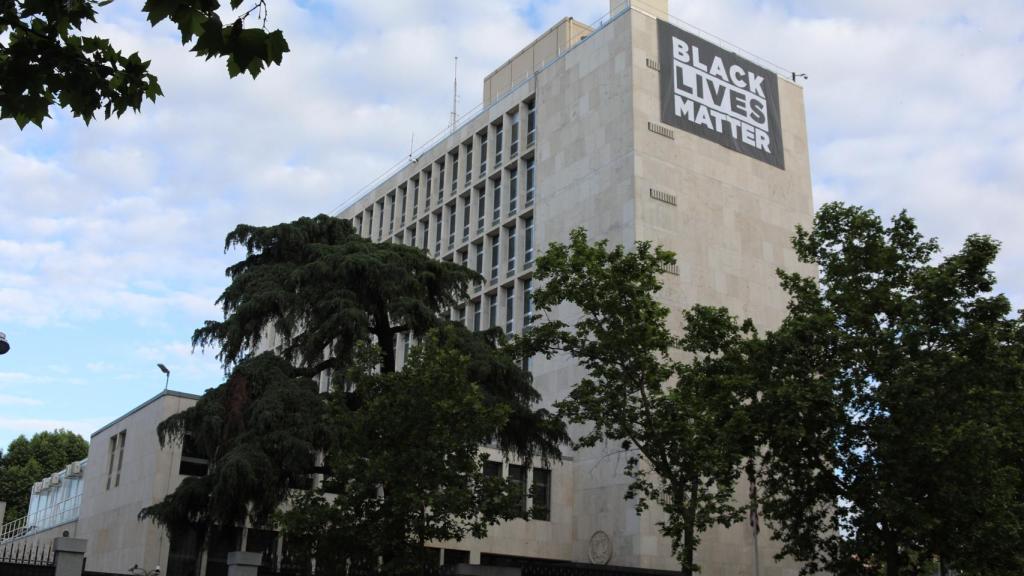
[645,57,661,71]
[647,122,674,139]
[649,188,677,206]
[665,264,680,276]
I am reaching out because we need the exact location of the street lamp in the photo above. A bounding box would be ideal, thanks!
[157,363,170,390]
[0,332,9,355]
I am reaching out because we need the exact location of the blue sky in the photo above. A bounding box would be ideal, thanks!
[1,0,1022,449]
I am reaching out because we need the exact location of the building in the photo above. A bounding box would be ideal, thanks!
[0,2,815,574]
[335,0,814,574]
[0,391,205,574]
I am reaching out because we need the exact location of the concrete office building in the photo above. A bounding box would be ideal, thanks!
[336,0,814,574]
[0,2,814,575]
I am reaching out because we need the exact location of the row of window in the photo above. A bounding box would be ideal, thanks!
[484,460,551,521]
[353,99,535,244]
[357,157,536,252]
[462,278,533,335]
[105,429,126,490]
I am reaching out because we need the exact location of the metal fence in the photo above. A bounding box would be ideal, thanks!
[0,540,54,576]
[0,494,82,543]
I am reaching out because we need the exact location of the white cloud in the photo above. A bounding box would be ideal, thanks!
[0,1,1022,448]
[0,417,106,441]
[0,395,43,407]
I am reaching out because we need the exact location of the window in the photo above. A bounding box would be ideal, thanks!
[480,139,488,175]
[507,225,516,273]
[526,159,535,206]
[400,190,407,226]
[523,278,533,329]
[106,430,126,489]
[510,110,520,157]
[524,217,534,264]
[438,162,446,203]
[505,286,515,333]
[474,301,482,332]
[448,206,456,248]
[477,188,486,231]
[458,306,466,326]
[465,145,473,185]
[495,123,504,166]
[421,224,429,250]
[508,464,527,514]
[434,214,442,254]
[508,169,518,214]
[492,180,502,223]
[412,180,419,217]
[388,193,396,233]
[377,200,384,240]
[106,433,118,490]
[474,241,484,275]
[532,468,550,520]
[462,196,470,240]
[425,173,432,209]
[527,101,536,146]
[490,236,500,283]
[488,294,498,329]
[179,434,209,476]
[452,154,459,189]
[483,460,502,478]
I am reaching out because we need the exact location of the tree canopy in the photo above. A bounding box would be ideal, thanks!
[151,214,566,573]
[522,228,758,576]
[757,202,1024,576]
[278,327,541,573]
[0,429,89,520]
[139,353,327,537]
[0,0,288,128]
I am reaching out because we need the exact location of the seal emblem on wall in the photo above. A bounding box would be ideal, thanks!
[588,530,613,565]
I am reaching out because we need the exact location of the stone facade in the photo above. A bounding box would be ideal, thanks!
[337,3,814,574]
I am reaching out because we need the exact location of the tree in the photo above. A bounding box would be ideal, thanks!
[154,214,565,572]
[756,203,1024,576]
[522,228,757,575]
[139,352,328,575]
[277,326,541,574]
[0,0,288,128]
[0,429,89,519]
[193,214,476,377]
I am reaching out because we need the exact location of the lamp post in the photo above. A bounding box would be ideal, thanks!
[157,363,170,390]
[0,332,9,355]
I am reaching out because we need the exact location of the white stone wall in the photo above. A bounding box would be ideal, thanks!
[76,392,198,574]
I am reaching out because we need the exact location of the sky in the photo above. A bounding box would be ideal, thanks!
[1,0,1022,450]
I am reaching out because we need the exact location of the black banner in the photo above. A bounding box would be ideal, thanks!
[658,20,785,169]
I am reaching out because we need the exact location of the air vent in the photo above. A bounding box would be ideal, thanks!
[665,264,680,276]
[647,122,674,139]
[649,188,677,206]
[645,57,661,71]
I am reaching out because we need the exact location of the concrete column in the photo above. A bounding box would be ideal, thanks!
[226,551,262,576]
[53,537,87,576]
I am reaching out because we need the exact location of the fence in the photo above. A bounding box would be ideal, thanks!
[0,540,54,576]
[0,494,82,543]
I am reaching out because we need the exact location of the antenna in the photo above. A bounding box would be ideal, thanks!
[409,131,416,162]
[450,56,459,134]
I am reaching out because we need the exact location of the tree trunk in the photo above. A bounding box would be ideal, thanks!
[681,478,699,576]
[885,531,901,576]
